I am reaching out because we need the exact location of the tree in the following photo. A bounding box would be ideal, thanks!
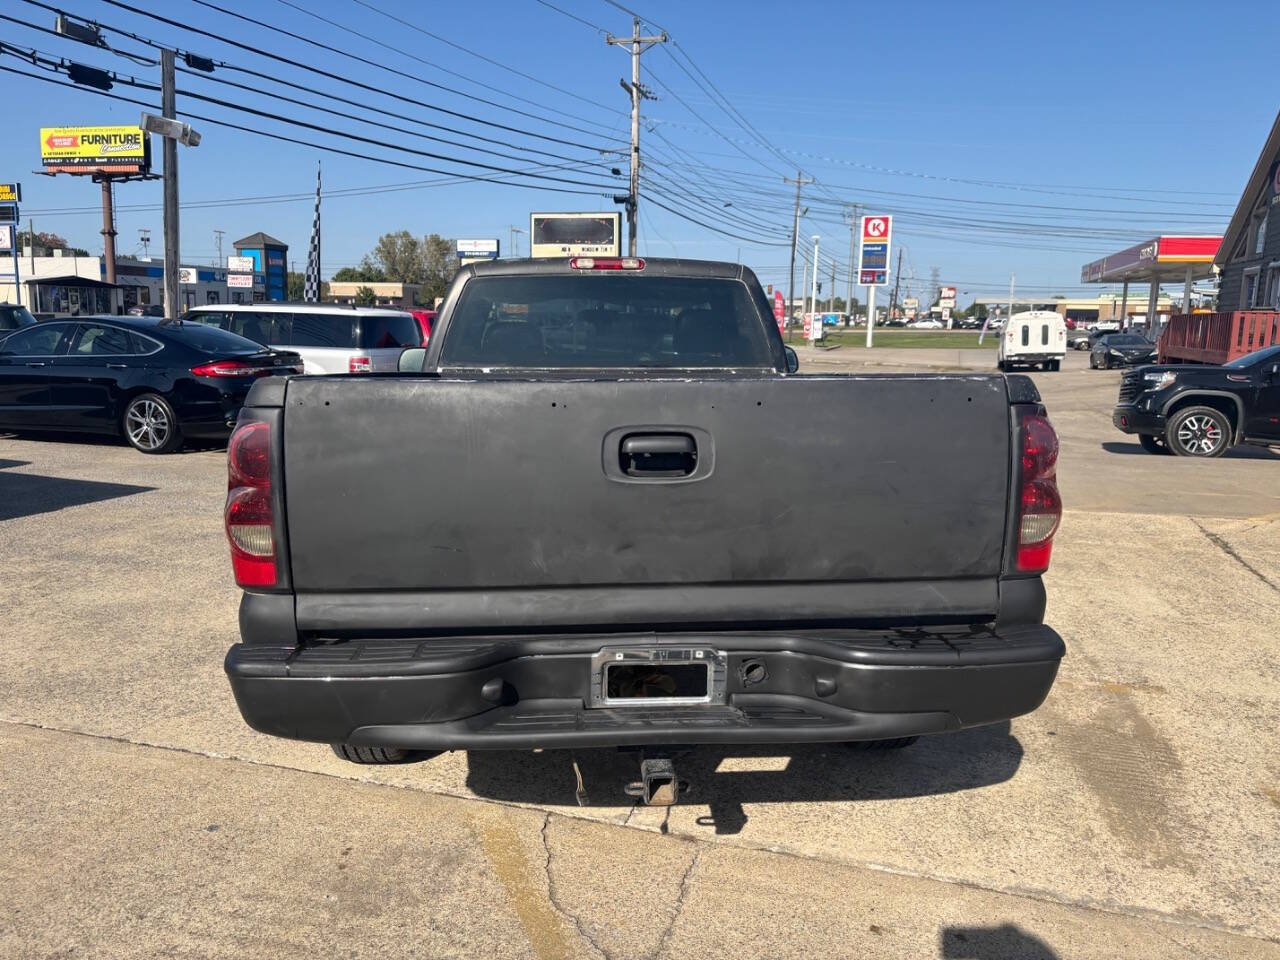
[969,302,989,320]
[331,261,387,283]
[419,233,457,303]
[15,229,89,257]
[371,230,425,283]
[286,271,328,301]
[353,285,376,306]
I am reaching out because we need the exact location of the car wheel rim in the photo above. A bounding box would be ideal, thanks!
[1176,415,1223,455]
[126,399,169,450]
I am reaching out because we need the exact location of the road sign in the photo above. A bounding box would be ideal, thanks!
[227,255,254,273]
[178,267,197,284]
[939,297,956,308]
[942,307,952,322]
[0,183,20,203]
[227,273,253,289]
[858,215,892,287]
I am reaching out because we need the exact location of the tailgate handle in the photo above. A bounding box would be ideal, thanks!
[620,433,697,478]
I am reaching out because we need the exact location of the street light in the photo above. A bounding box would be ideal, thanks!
[140,113,201,147]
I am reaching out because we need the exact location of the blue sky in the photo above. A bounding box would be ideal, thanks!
[2,0,1274,301]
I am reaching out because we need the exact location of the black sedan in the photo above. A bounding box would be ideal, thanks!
[0,303,37,333]
[0,316,301,453]
[1089,333,1156,369]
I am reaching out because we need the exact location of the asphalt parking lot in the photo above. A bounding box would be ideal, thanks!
[2,350,1278,959]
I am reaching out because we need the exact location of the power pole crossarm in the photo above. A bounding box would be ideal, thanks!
[607,18,666,257]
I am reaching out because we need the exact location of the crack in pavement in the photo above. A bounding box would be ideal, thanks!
[648,849,701,960]
[1191,519,1280,595]
[540,812,613,960]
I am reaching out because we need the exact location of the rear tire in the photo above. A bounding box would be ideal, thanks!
[122,393,183,454]
[330,744,420,764]
[845,736,920,751]
[1166,406,1231,458]
[1138,434,1171,455]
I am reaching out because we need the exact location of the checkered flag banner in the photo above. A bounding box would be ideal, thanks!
[303,162,321,302]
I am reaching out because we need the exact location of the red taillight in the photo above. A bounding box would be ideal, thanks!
[349,356,372,374]
[1016,412,1061,572]
[193,359,293,378]
[568,257,645,270]
[225,421,276,587]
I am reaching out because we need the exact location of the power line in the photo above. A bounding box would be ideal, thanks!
[30,0,622,152]
[347,0,622,116]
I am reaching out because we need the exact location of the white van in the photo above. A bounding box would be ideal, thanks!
[182,303,421,375]
[998,310,1066,372]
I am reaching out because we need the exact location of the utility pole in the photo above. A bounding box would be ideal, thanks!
[800,254,810,339]
[784,171,814,341]
[845,204,859,321]
[829,259,836,313]
[161,48,180,319]
[607,18,666,257]
[1008,273,1016,323]
[138,228,151,259]
[889,248,904,319]
[99,178,117,285]
[508,225,525,259]
[214,228,224,267]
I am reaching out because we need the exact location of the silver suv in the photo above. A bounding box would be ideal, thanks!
[182,303,420,374]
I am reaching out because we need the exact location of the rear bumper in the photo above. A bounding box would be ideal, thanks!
[1113,403,1165,436]
[225,626,1064,749]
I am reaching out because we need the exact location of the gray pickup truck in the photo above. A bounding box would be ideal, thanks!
[224,257,1064,803]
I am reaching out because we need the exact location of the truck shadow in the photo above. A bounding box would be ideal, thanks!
[940,923,1059,959]
[1101,440,1280,460]
[464,721,1021,834]
[0,460,156,521]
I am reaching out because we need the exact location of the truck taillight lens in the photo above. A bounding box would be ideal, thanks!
[569,257,645,270]
[349,356,372,374]
[225,421,276,586]
[1016,412,1061,573]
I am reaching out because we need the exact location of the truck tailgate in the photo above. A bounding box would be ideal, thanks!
[282,374,1012,631]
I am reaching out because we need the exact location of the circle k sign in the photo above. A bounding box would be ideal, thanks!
[862,216,892,242]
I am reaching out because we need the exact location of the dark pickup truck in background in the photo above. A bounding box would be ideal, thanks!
[1113,344,1280,457]
[223,257,1065,804]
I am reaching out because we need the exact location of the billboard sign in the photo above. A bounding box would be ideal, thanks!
[529,212,621,258]
[0,183,20,203]
[457,238,499,257]
[772,290,785,333]
[227,255,254,273]
[178,268,197,284]
[858,216,892,287]
[0,225,12,252]
[227,273,254,289]
[0,202,18,225]
[940,285,956,300]
[40,126,151,174]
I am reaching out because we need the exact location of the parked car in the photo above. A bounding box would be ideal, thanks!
[126,304,166,317]
[998,311,1066,371]
[0,303,37,332]
[410,309,436,345]
[182,303,420,375]
[222,256,1065,803]
[908,318,944,329]
[1088,320,1121,334]
[1112,344,1280,457]
[0,316,301,453]
[1089,333,1156,369]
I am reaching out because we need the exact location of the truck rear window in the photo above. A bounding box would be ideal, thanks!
[439,275,773,368]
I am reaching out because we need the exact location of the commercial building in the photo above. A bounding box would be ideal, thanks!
[0,253,260,315]
[972,294,1179,327]
[327,281,421,308]
[1215,109,1280,311]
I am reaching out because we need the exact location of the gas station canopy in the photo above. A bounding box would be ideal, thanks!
[1080,235,1220,285]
